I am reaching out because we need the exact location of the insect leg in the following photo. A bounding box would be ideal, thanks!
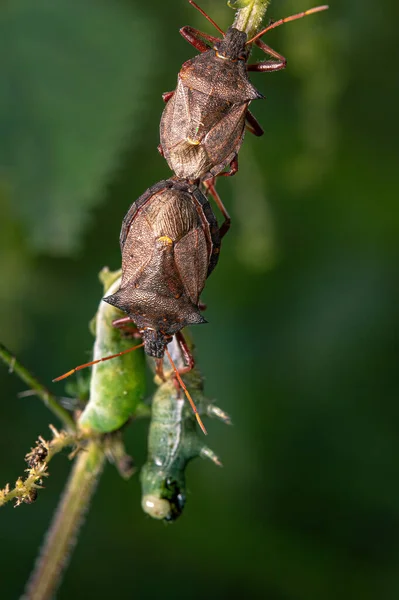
[162,91,174,103]
[203,178,231,239]
[180,26,219,53]
[217,155,239,178]
[227,155,238,177]
[112,317,142,338]
[166,343,207,435]
[247,39,287,72]
[246,111,264,137]
[175,331,195,375]
[156,358,166,381]
[157,143,164,157]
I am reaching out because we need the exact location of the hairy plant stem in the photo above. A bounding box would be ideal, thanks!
[0,426,87,508]
[232,0,271,39]
[22,440,105,600]
[0,343,76,432]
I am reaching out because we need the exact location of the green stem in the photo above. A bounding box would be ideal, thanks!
[0,343,76,432]
[22,441,105,600]
[232,0,271,39]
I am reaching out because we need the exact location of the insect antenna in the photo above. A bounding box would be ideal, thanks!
[53,343,145,382]
[165,347,208,436]
[188,0,225,36]
[246,4,329,45]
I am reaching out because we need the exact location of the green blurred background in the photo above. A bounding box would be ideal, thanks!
[1,0,398,598]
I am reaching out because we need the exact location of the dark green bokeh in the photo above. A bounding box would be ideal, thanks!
[1,0,399,598]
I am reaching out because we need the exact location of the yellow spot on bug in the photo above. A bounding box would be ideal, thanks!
[186,137,200,146]
[157,236,173,246]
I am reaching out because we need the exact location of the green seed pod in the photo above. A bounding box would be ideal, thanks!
[78,269,146,434]
[141,346,231,521]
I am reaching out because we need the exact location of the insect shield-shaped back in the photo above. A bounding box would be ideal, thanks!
[160,27,262,180]
[104,180,220,358]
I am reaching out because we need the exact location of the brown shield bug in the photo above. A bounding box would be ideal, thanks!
[54,179,224,434]
[104,178,221,360]
[159,1,328,181]
[106,178,224,433]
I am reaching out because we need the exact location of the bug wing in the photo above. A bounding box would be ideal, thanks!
[174,227,209,306]
[160,82,191,151]
[120,203,155,288]
[160,84,211,178]
[205,102,247,173]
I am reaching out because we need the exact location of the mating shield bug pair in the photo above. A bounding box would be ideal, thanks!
[54,1,329,439]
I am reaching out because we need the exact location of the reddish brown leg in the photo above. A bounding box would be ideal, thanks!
[198,301,207,311]
[162,91,174,103]
[118,328,142,339]
[247,39,287,72]
[246,111,264,137]
[217,155,239,178]
[167,332,207,434]
[156,358,166,381]
[203,178,231,239]
[180,26,219,52]
[175,331,195,375]
[112,318,142,339]
[157,143,164,157]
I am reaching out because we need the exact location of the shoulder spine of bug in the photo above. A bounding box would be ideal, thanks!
[78,269,147,434]
[140,341,231,522]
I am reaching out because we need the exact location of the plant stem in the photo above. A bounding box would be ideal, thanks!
[0,426,83,508]
[0,343,76,432]
[21,440,105,600]
[232,0,271,39]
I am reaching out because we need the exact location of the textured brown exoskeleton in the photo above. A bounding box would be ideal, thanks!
[54,179,223,434]
[104,179,221,363]
[159,1,328,181]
